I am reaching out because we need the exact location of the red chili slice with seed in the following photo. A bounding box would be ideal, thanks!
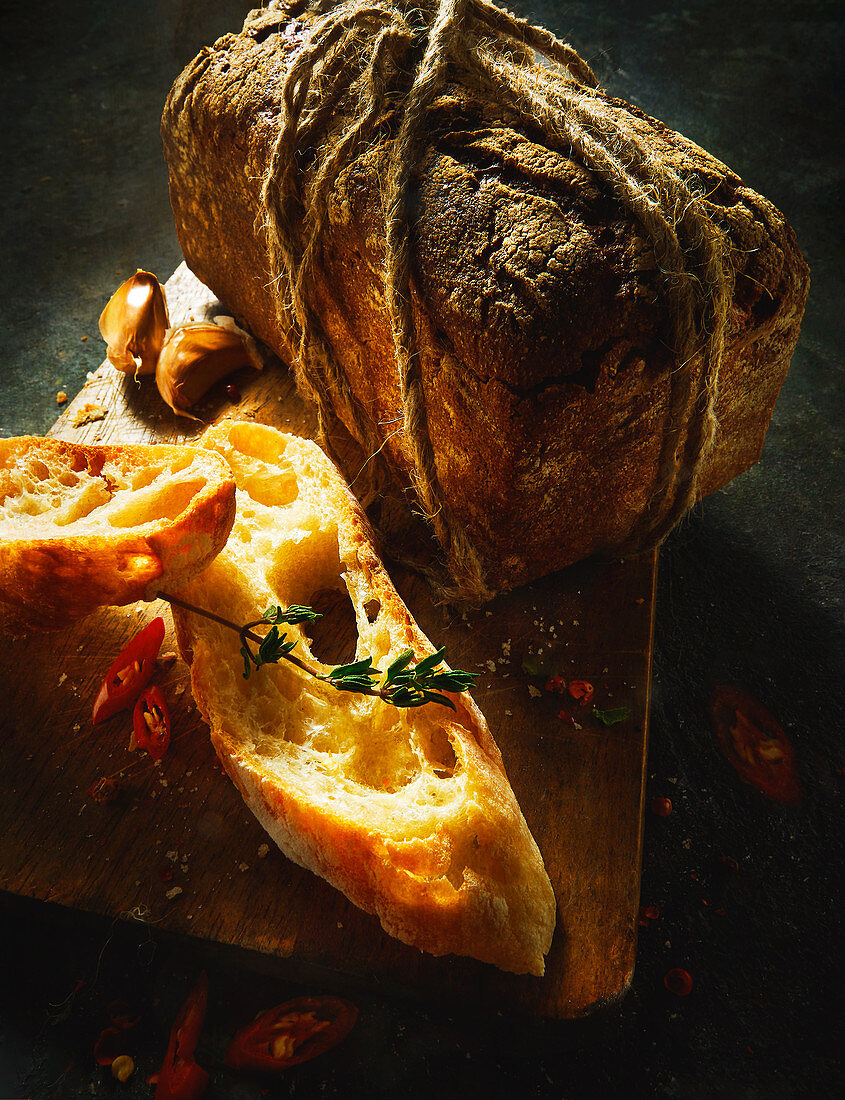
[154,973,209,1100]
[225,996,357,1071]
[568,680,594,706]
[92,617,166,725]
[133,685,171,761]
[709,685,802,805]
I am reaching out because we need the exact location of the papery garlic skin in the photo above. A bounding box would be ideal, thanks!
[156,323,257,418]
[99,270,169,375]
[213,315,265,371]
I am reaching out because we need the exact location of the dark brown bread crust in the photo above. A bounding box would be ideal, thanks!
[161,2,809,593]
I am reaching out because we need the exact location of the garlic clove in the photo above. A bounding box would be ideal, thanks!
[156,323,255,418]
[99,270,169,376]
[213,315,265,371]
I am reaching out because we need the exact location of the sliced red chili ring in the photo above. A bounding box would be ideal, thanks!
[568,679,595,706]
[92,617,166,725]
[664,968,694,996]
[225,995,358,1071]
[154,972,209,1100]
[709,685,802,805]
[133,685,171,761]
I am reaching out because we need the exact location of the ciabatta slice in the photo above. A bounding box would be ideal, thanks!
[171,421,555,975]
[0,436,235,635]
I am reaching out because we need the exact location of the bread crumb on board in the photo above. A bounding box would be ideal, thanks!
[71,401,109,428]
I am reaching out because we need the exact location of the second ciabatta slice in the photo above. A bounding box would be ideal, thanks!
[0,436,236,635]
[171,421,555,975]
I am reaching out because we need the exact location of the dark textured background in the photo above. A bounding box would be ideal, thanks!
[1,1,842,1096]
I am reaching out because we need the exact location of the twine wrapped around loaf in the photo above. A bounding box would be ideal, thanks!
[260,0,733,602]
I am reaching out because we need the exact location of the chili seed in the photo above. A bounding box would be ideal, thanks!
[111,1054,134,1082]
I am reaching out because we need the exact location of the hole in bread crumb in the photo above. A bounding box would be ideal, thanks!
[107,479,205,526]
[444,861,466,890]
[169,454,193,474]
[420,724,457,778]
[130,466,165,491]
[300,586,358,667]
[225,423,299,507]
[228,421,288,464]
[240,470,299,508]
[364,598,380,623]
[267,526,346,608]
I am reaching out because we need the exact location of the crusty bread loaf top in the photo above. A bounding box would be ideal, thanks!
[172,420,556,975]
[161,1,809,596]
[0,436,236,634]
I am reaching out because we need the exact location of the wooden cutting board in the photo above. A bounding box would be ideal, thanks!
[0,265,657,1018]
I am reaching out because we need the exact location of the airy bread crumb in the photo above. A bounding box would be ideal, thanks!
[0,436,236,634]
[172,421,556,974]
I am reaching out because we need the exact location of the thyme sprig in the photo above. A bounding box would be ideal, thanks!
[158,592,475,710]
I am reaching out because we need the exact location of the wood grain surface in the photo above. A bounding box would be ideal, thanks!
[0,265,657,1018]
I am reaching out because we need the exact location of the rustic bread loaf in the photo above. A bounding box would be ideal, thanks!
[0,436,236,634]
[171,420,556,974]
[161,0,809,598]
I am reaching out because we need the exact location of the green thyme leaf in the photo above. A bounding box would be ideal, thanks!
[422,689,456,710]
[328,657,380,680]
[592,705,630,726]
[257,625,280,664]
[426,671,476,692]
[389,685,424,707]
[262,603,322,625]
[412,647,447,675]
[254,626,297,668]
[384,649,415,685]
[331,677,376,694]
[241,643,254,679]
